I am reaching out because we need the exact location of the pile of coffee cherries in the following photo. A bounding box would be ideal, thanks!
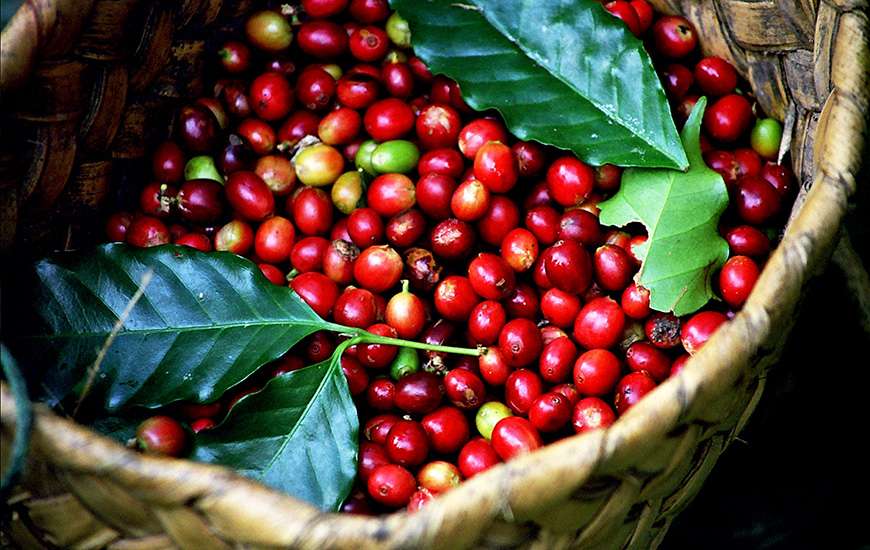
[112,0,794,513]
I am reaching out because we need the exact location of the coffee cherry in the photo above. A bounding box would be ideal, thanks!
[760,162,794,197]
[368,464,416,507]
[290,272,339,317]
[254,216,295,263]
[294,143,344,187]
[681,310,728,354]
[501,228,540,272]
[468,253,516,300]
[214,220,253,254]
[491,417,542,461]
[544,239,593,294]
[572,397,617,433]
[573,297,626,350]
[418,461,462,494]
[547,157,594,207]
[478,196,521,247]
[475,401,513,440]
[385,419,430,466]
[136,416,187,456]
[605,0,642,36]
[593,244,635,291]
[366,378,397,411]
[458,437,501,478]
[365,413,400,444]
[152,141,185,183]
[725,225,771,257]
[662,63,693,100]
[368,173,416,217]
[694,57,737,97]
[573,349,621,396]
[652,15,697,58]
[385,280,426,338]
[177,233,212,252]
[125,216,169,248]
[422,406,470,454]
[525,205,561,245]
[256,155,296,196]
[620,283,651,320]
[364,98,414,140]
[395,372,443,414]
[505,369,544,415]
[458,118,508,159]
[750,118,783,159]
[306,236,342,276]
[245,10,293,52]
[349,0,389,22]
[250,72,294,121]
[625,341,671,381]
[444,368,486,409]
[505,284,539,320]
[451,178,491,222]
[468,300,507,345]
[291,186,334,235]
[558,209,602,246]
[416,104,462,150]
[474,141,518,193]
[418,148,465,179]
[434,275,480,322]
[538,336,578,384]
[614,372,657,414]
[298,20,348,59]
[529,392,572,432]
[359,440,390,482]
[296,66,336,110]
[719,255,759,308]
[735,176,781,224]
[478,346,510,386]
[644,312,682,349]
[704,94,753,142]
[334,287,378,328]
[358,323,398,368]
[498,318,543,368]
[354,245,403,292]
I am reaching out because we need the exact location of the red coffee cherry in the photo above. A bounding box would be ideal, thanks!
[681,310,728,355]
[644,312,682,349]
[572,397,617,433]
[719,255,760,308]
[613,372,658,415]
[422,406,470,454]
[573,349,622,396]
[704,94,753,142]
[367,464,416,507]
[528,392,572,433]
[491,417,542,461]
[625,341,671,381]
[573,297,626,350]
[135,416,187,456]
[694,57,738,97]
[547,156,594,207]
[652,15,697,58]
[458,437,501,478]
[444,368,486,410]
[498,318,543,368]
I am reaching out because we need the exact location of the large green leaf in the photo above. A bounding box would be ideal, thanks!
[192,354,358,511]
[599,98,729,315]
[392,0,687,169]
[19,244,333,412]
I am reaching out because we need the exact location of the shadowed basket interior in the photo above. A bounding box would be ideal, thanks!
[1,0,867,548]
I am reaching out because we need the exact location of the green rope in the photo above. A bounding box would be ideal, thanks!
[1,344,33,501]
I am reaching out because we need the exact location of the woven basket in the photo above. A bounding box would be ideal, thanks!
[1,0,867,548]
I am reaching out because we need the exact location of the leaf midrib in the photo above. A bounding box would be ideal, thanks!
[473,0,676,164]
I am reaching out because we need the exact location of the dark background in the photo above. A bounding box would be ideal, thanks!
[663,150,870,549]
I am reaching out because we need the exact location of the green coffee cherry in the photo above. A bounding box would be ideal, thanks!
[386,12,411,48]
[331,171,365,214]
[390,346,420,380]
[371,140,420,174]
[184,155,224,184]
[476,401,513,440]
[750,118,782,160]
[355,139,379,176]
